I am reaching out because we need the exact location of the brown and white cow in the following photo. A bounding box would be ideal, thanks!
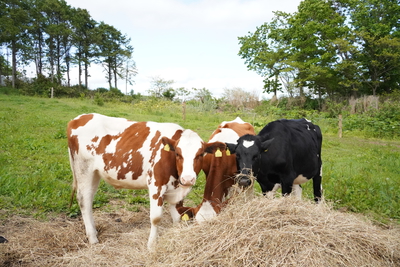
[67,113,221,249]
[178,117,256,222]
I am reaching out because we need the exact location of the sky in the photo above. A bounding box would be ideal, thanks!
[64,0,302,98]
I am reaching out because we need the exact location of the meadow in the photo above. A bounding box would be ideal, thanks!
[0,93,399,224]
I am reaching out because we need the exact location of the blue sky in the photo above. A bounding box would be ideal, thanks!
[65,0,301,98]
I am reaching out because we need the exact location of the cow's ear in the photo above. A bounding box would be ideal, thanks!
[261,138,274,151]
[161,137,176,151]
[225,142,237,154]
[204,142,226,154]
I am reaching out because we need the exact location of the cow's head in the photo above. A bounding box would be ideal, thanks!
[162,130,226,187]
[226,134,274,188]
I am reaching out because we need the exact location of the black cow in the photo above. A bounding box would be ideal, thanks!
[226,119,322,202]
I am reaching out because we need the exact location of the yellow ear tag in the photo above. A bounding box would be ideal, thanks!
[182,214,190,221]
[164,144,170,152]
[215,148,222,157]
[226,149,231,156]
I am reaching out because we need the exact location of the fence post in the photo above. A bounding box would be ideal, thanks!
[51,87,54,98]
[338,114,343,138]
[182,101,186,121]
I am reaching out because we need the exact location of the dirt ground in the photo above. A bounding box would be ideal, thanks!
[0,201,164,266]
[1,197,399,267]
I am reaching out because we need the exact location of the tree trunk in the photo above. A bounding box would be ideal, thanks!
[11,40,16,88]
[78,58,82,89]
[84,60,89,89]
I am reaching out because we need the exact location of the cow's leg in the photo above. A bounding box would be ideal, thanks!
[265,183,281,199]
[292,184,302,199]
[170,202,182,223]
[313,166,323,202]
[280,172,295,197]
[148,195,163,249]
[76,169,101,244]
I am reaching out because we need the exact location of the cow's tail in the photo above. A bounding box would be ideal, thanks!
[68,150,77,209]
[69,179,77,209]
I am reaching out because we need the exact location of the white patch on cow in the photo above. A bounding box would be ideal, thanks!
[265,183,281,199]
[164,177,192,204]
[292,184,303,199]
[293,174,309,185]
[218,117,245,128]
[105,137,121,154]
[178,130,203,186]
[209,128,239,144]
[306,124,310,130]
[243,140,254,148]
[195,201,217,223]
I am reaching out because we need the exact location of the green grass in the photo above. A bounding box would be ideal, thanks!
[0,94,399,224]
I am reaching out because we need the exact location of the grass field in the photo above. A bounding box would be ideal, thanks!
[0,94,399,224]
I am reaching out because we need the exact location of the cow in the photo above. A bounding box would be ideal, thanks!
[67,113,222,249]
[226,118,323,202]
[177,117,256,222]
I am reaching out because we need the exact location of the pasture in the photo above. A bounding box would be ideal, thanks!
[0,94,399,266]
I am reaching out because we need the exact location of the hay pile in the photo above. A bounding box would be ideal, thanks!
[1,197,399,266]
[149,196,400,267]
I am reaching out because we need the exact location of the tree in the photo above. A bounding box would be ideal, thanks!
[123,56,137,95]
[0,0,30,88]
[71,7,97,89]
[175,87,191,102]
[193,87,213,103]
[41,0,73,85]
[348,0,400,95]
[238,12,292,96]
[238,0,399,99]
[97,22,132,90]
[148,76,175,98]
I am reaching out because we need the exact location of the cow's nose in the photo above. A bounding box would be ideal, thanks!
[238,177,252,187]
[179,175,196,186]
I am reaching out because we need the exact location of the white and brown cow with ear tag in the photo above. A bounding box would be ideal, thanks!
[67,113,220,249]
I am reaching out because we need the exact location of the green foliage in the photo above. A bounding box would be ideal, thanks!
[238,0,400,97]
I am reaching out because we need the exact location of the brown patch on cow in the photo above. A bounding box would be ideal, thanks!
[157,196,163,206]
[149,131,161,164]
[152,194,164,206]
[209,122,255,140]
[92,136,99,142]
[152,216,162,225]
[170,130,183,141]
[152,133,181,197]
[90,122,149,180]
[67,114,94,157]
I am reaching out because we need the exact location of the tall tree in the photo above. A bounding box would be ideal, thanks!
[97,22,132,89]
[348,0,400,95]
[0,0,30,88]
[123,56,138,94]
[71,7,97,88]
[41,0,72,85]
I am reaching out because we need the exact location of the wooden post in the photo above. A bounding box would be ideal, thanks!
[51,87,54,98]
[338,114,343,138]
[182,101,186,121]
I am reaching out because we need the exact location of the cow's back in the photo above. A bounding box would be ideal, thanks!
[258,119,321,178]
[68,113,183,190]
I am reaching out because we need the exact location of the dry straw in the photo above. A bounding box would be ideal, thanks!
[1,197,399,266]
[148,196,400,267]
